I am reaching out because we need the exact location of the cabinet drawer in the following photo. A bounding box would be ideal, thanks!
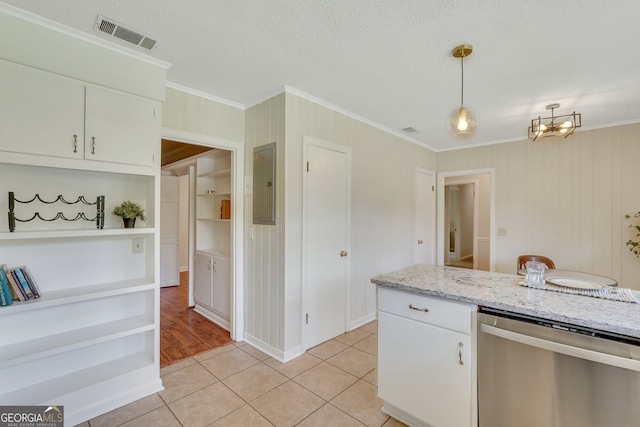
[377,286,473,334]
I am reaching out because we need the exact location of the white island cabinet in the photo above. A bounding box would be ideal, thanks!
[377,286,477,427]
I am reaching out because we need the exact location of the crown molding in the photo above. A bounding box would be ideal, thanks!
[166,81,245,110]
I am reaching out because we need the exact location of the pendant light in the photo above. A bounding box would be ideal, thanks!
[447,44,478,136]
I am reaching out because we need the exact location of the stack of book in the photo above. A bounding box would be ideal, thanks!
[0,264,41,306]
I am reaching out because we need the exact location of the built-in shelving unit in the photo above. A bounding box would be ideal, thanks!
[0,16,166,424]
[194,150,232,330]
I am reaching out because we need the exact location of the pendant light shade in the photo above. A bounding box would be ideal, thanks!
[447,106,478,136]
[448,44,477,137]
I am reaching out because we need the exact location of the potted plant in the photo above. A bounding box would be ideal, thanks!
[112,200,146,228]
[625,211,640,257]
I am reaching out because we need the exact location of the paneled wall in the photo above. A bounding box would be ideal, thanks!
[244,94,287,356]
[245,91,437,358]
[437,123,640,288]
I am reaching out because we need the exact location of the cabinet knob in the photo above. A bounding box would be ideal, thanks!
[417,239,423,245]
[340,250,348,257]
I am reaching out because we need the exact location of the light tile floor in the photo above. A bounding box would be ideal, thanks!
[77,321,407,427]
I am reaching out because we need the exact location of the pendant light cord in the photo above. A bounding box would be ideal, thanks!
[460,54,464,107]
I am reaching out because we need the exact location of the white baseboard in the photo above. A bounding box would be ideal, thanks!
[348,312,376,331]
[243,333,304,363]
[194,304,230,331]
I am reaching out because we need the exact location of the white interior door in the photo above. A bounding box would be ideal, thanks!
[303,138,351,350]
[415,168,436,264]
[160,175,180,287]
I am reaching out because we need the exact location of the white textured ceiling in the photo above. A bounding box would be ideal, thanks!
[3,0,640,151]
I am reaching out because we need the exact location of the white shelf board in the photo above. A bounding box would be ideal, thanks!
[0,279,155,315]
[196,217,231,223]
[196,191,231,197]
[0,316,154,368]
[0,227,155,240]
[0,352,154,405]
[197,168,231,178]
[196,248,230,258]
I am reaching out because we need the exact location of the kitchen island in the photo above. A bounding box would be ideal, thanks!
[371,264,640,427]
[372,263,640,338]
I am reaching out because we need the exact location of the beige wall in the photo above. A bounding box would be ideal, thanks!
[244,91,437,358]
[163,88,245,143]
[438,123,640,288]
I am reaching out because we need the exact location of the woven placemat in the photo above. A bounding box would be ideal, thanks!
[519,281,638,303]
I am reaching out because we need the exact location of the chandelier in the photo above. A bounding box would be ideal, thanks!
[447,44,478,137]
[528,103,581,141]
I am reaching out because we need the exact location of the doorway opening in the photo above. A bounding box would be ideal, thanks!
[445,182,476,269]
[437,169,495,271]
[159,132,244,367]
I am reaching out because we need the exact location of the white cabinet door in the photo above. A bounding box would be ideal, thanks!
[84,86,159,167]
[303,141,350,350]
[160,175,180,287]
[212,256,230,318]
[194,251,213,308]
[0,62,159,169]
[0,62,85,159]
[415,168,436,264]
[378,311,473,427]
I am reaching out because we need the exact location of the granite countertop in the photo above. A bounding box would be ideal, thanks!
[371,264,640,339]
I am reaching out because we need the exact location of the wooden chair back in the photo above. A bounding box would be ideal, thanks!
[517,255,556,270]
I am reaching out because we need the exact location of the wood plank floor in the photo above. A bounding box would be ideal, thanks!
[160,271,232,367]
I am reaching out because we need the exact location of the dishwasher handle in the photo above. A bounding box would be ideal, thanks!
[481,323,640,372]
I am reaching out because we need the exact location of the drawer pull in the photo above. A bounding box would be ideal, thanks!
[408,304,429,313]
[458,342,464,365]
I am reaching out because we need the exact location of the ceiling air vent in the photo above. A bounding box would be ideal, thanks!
[95,15,157,50]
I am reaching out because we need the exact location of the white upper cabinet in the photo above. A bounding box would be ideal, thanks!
[0,61,85,160]
[85,86,159,167]
[0,60,159,169]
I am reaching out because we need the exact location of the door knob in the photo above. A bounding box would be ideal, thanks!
[340,250,348,257]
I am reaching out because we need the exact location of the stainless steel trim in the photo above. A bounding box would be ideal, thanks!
[481,323,640,372]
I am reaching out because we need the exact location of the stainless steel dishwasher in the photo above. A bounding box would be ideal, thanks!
[478,308,640,427]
